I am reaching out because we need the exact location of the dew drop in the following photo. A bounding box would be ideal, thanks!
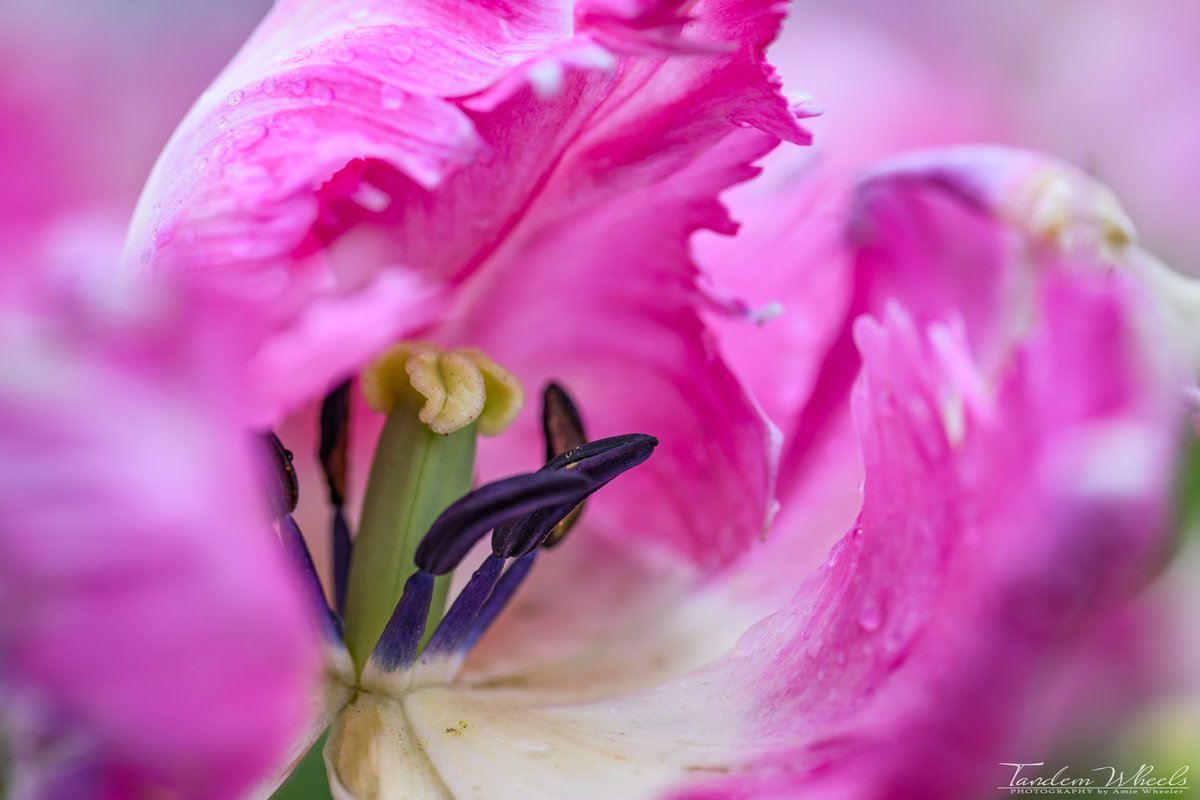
[381,86,407,110]
[857,600,883,632]
[216,116,230,130]
[226,89,244,106]
[388,43,414,63]
[334,47,357,64]
[192,155,209,173]
[290,79,309,96]
[311,86,334,106]
[261,77,278,94]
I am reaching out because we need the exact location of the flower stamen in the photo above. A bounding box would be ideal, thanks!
[318,380,353,614]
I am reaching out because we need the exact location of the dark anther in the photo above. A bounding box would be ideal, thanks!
[319,380,353,614]
[369,570,434,672]
[459,551,538,654]
[414,472,591,575]
[261,432,299,517]
[542,382,586,461]
[492,433,658,559]
[540,383,588,545]
[279,515,342,641]
[319,380,351,507]
[420,556,505,657]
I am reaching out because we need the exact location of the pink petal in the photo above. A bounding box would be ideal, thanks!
[696,163,864,601]
[446,124,787,569]
[754,146,1138,511]
[0,283,321,798]
[126,0,809,427]
[674,266,1180,799]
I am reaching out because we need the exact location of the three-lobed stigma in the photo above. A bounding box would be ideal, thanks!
[362,342,524,436]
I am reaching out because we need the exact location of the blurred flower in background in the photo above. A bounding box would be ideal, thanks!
[761,2,1200,790]
[778,0,1200,267]
[0,0,271,270]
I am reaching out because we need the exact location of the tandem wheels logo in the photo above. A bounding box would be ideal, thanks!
[998,762,1190,795]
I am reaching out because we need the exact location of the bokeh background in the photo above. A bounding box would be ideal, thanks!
[2,1,1196,797]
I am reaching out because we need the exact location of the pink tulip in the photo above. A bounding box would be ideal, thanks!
[109,0,1188,797]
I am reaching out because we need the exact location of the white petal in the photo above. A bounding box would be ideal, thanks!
[459,536,759,701]
[401,685,750,800]
[324,693,454,800]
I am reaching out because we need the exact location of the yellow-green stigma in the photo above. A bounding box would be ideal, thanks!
[362,342,523,436]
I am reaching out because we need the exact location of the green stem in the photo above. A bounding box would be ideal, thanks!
[269,731,333,800]
[342,388,476,671]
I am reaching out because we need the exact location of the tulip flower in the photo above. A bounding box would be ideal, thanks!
[116,0,1191,796]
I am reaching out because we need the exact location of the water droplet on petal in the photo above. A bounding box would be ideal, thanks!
[226,89,244,106]
[388,43,414,63]
[216,116,230,130]
[192,155,209,173]
[381,86,407,110]
[857,599,884,632]
[311,86,334,106]
[261,77,278,94]
[334,47,357,64]
[290,79,309,96]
